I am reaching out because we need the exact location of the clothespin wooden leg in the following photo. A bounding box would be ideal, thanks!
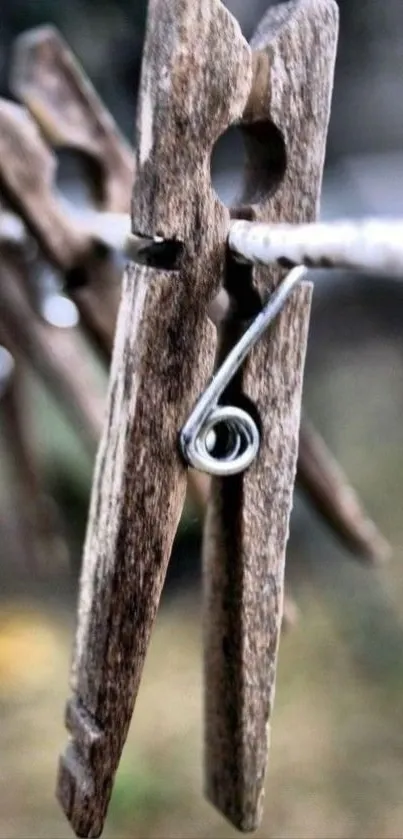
[0,241,68,571]
[203,0,339,831]
[56,2,252,836]
[204,291,388,565]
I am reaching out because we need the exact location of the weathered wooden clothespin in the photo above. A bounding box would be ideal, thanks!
[9,28,228,524]
[56,1,251,835]
[10,24,133,356]
[11,24,133,287]
[48,1,386,836]
[0,71,119,568]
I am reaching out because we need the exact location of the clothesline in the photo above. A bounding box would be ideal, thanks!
[79,211,403,279]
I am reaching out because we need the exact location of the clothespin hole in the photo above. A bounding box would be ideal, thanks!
[239,120,287,205]
[55,149,105,209]
[140,238,184,272]
[210,120,286,209]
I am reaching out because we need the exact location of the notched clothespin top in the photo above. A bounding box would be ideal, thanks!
[11,25,133,214]
[56,2,252,836]
[10,25,132,357]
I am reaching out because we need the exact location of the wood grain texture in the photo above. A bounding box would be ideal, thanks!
[203,0,339,830]
[56,3,252,836]
[187,469,298,632]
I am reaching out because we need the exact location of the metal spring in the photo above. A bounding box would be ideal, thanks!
[179,266,307,476]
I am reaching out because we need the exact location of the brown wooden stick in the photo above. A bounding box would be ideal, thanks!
[203,0,339,829]
[56,3,252,836]
[298,415,390,563]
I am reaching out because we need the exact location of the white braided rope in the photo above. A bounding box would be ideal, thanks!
[229,219,403,278]
[59,210,403,278]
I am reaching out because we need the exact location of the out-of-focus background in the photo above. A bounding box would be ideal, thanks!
[1,1,403,837]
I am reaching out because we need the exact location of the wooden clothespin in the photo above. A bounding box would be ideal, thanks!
[10,25,133,356]
[0,78,119,569]
[56,1,251,835]
[0,28,134,453]
[0,107,107,568]
[11,26,133,215]
[48,2,386,836]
